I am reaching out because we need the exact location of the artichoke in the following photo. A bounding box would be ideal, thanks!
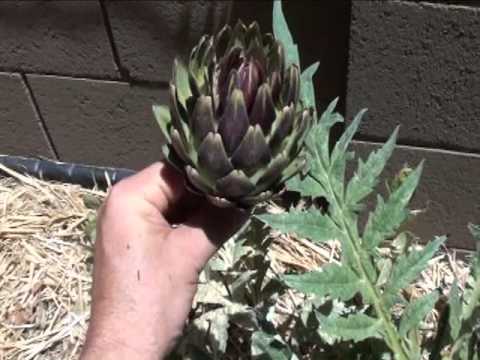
[154,21,314,208]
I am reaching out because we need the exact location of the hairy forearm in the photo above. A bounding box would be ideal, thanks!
[80,296,171,360]
[80,323,168,360]
[81,344,164,360]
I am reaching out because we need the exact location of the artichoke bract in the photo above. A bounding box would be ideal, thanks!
[154,21,314,208]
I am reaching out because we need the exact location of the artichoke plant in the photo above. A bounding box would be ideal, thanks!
[154,21,314,208]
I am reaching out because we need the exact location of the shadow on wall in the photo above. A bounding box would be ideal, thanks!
[0,0,233,80]
[105,0,231,57]
[0,0,230,38]
[0,0,350,99]
[104,0,233,81]
[231,0,352,114]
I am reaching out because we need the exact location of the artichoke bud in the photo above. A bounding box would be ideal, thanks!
[237,60,263,111]
[282,65,300,106]
[155,20,315,208]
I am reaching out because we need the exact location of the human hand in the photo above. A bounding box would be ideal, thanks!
[80,163,249,360]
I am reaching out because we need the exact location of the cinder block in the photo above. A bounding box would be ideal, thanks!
[26,75,168,170]
[231,0,351,112]
[0,0,118,78]
[0,72,53,158]
[106,0,232,81]
[349,140,480,250]
[347,0,480,152]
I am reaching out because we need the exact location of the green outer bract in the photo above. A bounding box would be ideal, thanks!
[153,21,314,208]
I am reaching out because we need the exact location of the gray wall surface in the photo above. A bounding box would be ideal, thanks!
[0,0,479,249]
[346,1,480,250]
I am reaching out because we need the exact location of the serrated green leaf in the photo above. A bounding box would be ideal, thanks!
[283,264,362,301]
[256,209,343,244]
[319,98,342,129]
[286,173,326,198]
[363,162,424,250]
[194,280,229,308]
[211,237,252,271]
[346,128,398,208]
[316,312,382,342]
[399,291,439,337]
[251,331,293,359]
[449,281,463,339]
[330,109,366,174]
[273,0,300,67]
[231,270,257,300]
[306,99,343,171]
[329,150,355,207]
[300,62,319,109]
[384,236,445,299]
[191,308,230,355]
[355,247,379,290]
[315,300,351,345]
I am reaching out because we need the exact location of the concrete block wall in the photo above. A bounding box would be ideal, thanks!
[346,1,480,249]
[0,0,478,249]
[0,0,231,169]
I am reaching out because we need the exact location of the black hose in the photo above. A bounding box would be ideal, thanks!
[0,155,136,189]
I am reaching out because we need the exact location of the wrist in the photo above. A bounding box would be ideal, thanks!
[80,317,170,360]
[81,335,168,360]
[81,342,165,360]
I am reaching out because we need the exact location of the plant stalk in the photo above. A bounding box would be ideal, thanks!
[332,191,409,360]
[310,157,410,360]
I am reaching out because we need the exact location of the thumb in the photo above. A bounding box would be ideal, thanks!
[111,162,186,218]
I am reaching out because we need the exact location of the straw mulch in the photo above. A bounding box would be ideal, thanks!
[0,165,101,360]
[0,164,472,359]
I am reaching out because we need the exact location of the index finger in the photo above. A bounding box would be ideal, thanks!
[110,162,186,217]
[168,203,250,271]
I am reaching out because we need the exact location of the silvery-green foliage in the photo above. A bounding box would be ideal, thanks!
[431,224,480,360]
[167,218,294,360]
[254,1,480,360]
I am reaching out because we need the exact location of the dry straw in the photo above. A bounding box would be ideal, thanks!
[0,164,471,359]
[0,165,101,360]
